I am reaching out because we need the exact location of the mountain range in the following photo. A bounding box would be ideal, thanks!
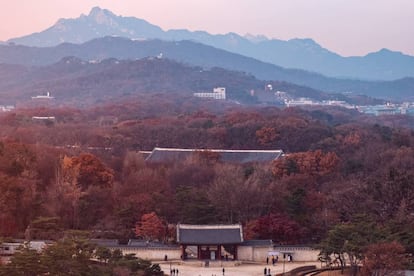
[0,36,413,101]
[7,7,414,81]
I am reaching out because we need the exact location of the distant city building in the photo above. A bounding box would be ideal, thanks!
[275,91,287,97]
[31,91,54,100]
[402,106,414,115]
[283,97,355,109]
[29,91,56,109]
[32,116,56,121]
[0,105,15,112]
[285,98,319,107]
[194,87,226,100]
[265,84,273,91]
[99,116,119,126]
[0,241,49,256]
[358,103,399,116]
[281,97,414,117]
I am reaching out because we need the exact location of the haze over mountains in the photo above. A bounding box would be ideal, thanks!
[7,7,414,81]
[1,36,413,102]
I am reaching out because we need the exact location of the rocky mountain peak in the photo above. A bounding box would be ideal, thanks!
[88,6,117,25]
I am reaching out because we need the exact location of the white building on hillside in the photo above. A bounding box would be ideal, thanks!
[0,105,15,112]
[194,87,226,100]
[31,92,54,100]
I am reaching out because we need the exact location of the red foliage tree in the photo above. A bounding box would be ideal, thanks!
[245,213,302,244]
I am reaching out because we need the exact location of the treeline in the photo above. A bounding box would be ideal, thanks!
[0,234,163,275]
[0,97,414,269]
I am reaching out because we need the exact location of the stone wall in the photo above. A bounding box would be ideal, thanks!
[238,246,270,262]
[107,244,319,262]
[273,246,320,262]
[238,245,320,262]
[109,246,181,261]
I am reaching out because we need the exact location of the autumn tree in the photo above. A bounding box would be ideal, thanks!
[256,126,279,147]
[319,216,385,275]
[245,213,303,244]
[62,153,114,191]
[116,165,171,225]
[53,153,114,229]
[0,175,39,236]
[0,141,36,178]
[272,150,339,178]
[76,186,114,229]
[208,164,274,223]
[0,245,45,276]
[363,147,414,222]
[175,185,218,224]
[208,165,244,223]
[135,212,167,242]
[0,237,164,275]
[25,216,62,240]
[361,241,407,276]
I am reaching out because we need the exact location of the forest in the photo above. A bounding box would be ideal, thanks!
[1,94,414,273]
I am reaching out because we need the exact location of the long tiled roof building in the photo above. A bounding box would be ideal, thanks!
[144,147,284,163]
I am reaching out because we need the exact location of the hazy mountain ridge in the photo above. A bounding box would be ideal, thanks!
[2,57,351,106]
[7,7,414,81]
[0,36,413,101]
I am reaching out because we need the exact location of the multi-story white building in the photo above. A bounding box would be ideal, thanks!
[194,87,226,100]
[285,98,319,107]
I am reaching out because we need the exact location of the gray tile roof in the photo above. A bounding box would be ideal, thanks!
[89,239,177,248]
[127,239,176,248]
[145,148,283,163]
[241,240,273,247]
[90,239,119,247]
[177,224,243,245]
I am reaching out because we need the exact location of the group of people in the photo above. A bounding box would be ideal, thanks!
[266,255,279,266]
[266,253,293,265]
[263,267,272,276]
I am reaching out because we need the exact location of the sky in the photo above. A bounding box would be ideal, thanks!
[0,0,413,57]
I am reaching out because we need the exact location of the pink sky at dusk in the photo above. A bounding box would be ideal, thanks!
[0,0,413,56]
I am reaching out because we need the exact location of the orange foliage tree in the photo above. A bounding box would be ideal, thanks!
[57,153,114,228]
[256,126,279,147]
[62,153,114,190]
[272,150,339,178]
[135,212,167,242]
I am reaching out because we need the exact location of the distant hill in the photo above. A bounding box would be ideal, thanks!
[0,37,413,101]
[7,6,414,81]
[0,57,371,107]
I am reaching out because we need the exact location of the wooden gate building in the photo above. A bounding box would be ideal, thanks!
[176,224,243,261]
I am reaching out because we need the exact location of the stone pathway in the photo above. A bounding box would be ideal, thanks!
[158,261,321,276]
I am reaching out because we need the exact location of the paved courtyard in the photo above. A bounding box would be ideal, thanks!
[158,261,321,276]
